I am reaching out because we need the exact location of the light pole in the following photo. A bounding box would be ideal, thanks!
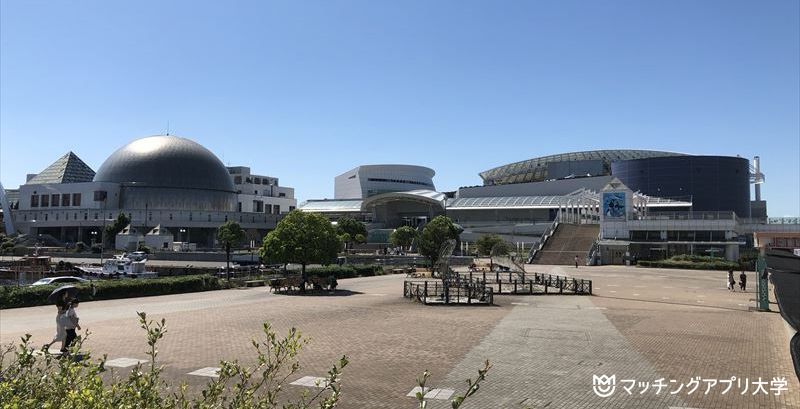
[90,230,98,255]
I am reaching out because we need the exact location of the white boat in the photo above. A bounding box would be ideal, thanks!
[80,254,158,279]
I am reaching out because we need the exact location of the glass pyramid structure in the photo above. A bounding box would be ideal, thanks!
[26,152,95,185]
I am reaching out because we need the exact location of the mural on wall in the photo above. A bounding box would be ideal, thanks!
[602,192,626,220]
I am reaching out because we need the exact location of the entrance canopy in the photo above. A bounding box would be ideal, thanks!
[361,189,447,212]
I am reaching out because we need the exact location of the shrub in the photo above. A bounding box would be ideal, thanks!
[74,242,88,252]
[638,256,739,271]
[304,264,383,280]
[0,276,222,309]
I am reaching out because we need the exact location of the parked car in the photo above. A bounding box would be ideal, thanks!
[31,276,91,286]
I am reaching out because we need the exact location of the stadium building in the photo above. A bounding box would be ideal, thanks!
[300,150,799,264]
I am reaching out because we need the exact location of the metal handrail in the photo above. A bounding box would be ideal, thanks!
[527,211,561,263]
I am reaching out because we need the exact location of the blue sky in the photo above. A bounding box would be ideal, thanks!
[1,0,798,216]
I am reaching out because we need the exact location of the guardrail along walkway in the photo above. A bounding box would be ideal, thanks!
[459,270,592,295]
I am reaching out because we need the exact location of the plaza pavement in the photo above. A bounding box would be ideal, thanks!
[0,265,797,408]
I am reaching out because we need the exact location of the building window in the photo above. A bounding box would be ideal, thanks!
[253,200,263,213]
[55,213,59,220]
[254,178,261,184]
[237,202,242,212]
[265,204,272,214]
[254,190,258,195]
[274,205,280,214]
[62,194,70,207]
[169,213,173,220]
[73,193,82,207]
[51,194,60,207]
[94,213,98,220]
[45,214,48,221]
[188,213,192,221]
[31,195,39,207]
[234,176,242,184]
[278,192,286,198]
[74,213,77,220]
[41,195,49,207]
[225,215,228,222]
[289,206,295,211]
[84,212,88,220]
[208,214,211,222]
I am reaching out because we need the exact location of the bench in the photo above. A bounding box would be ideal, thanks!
[245,280,266,287]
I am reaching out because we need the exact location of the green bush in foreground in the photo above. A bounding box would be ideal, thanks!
[0,276,222,309]
[0,313,489,409]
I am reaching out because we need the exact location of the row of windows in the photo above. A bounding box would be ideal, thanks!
[629,230,729,242]
[233,176,277,186]
[234,189,287,198]
[21,211,107,222]
[772,238,800,248]
[238,201,285,214]
[367,178,432,186]
[30,193,82,208]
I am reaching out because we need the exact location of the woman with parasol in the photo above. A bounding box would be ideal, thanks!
[42,285,78,353]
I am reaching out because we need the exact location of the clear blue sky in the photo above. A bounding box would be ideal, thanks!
[1,0,798,216]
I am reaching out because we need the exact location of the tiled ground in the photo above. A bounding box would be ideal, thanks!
[0,266,796,408]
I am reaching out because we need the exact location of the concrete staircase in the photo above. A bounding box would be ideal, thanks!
[532,223,599,265]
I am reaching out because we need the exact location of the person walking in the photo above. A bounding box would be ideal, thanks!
[42,292,70,352]
[574,255,579,269]
[727,270,735,292]
[62,299,81,353]
[739,270,747,291]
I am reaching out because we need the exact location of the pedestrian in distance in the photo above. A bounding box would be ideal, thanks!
[739,270,747,291]
[727,270,735,292]
[574,255,579,269]
[62,299,81,353]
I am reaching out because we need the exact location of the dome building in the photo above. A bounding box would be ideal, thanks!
[5,135,296,249]
[94,136,238,212]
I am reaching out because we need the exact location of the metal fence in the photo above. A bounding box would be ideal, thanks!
[461,270,592,295]
[403,279,493,305]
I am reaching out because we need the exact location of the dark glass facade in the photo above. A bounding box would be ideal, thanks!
[611,156,750,217]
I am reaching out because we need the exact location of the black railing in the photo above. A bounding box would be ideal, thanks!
[460,271,592,295]
[403,279,493,305]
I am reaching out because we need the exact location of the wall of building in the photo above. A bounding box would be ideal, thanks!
[334,165,435,199]
[611,156,751,217]
[228,166,297,214]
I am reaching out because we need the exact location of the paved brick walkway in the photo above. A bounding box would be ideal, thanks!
[1,266,797,408]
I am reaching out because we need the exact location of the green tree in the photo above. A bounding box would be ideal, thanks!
[104,212,131,247]
[418,216,460,268]
[217,221,245,282]
[336,217,367,249]
[0,236,14,259]
[390,226,418,252]
[260,211,341,292]
[475,234,509,271]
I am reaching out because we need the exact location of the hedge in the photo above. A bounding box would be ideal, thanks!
[638,256,739,271]
[304,265,384,279]
[0,275,222,309]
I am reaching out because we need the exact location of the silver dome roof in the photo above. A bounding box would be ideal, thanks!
[94,136,235,192]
